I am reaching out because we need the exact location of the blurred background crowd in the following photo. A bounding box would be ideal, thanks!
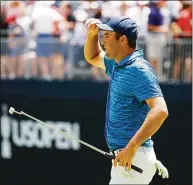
[0,0,192,82]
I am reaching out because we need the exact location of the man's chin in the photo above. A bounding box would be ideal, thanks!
[106,53,112,59]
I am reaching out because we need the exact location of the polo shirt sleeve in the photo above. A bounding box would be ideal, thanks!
[132,66,163,102]
[104,55,115,77]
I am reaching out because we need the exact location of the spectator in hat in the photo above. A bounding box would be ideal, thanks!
[6,14,27,79]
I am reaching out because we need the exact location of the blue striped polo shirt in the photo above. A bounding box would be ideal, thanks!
[104,49,163,150]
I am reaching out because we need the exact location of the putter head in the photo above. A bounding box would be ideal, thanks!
[9,107,15,114]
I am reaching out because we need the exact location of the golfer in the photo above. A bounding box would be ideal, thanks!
[84,17,169,184]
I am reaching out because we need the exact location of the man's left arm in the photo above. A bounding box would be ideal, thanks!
[129,96,168,148]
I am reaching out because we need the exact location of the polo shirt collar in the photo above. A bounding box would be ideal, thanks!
[117,49,144,66]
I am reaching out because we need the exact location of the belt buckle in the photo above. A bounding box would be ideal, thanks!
[111,149,121,157]
[111,150,116,157]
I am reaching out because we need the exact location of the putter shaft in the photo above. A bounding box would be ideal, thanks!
[10,108,143,173]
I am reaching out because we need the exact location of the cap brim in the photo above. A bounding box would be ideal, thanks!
[96,23,114,31]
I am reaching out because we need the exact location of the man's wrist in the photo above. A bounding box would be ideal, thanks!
[127,139,140,149]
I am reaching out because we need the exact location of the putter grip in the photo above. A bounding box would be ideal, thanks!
[105,153,143,174]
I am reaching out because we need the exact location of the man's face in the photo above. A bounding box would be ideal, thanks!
[102,31,120,59]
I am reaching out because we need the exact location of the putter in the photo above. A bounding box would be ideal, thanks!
[9,107,143,173]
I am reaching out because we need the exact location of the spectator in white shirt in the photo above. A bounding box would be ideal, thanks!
[31,1,63,80]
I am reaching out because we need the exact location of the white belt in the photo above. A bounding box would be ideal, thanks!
[111,146,153,156]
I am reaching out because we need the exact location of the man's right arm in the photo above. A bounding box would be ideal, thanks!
[84,18,105,70]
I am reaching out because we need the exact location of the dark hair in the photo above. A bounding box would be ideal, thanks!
[115,32,136,49]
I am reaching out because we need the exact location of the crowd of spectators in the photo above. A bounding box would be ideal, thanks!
[0,0,192,82]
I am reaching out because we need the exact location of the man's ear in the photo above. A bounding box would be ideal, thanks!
[120,35,128,44]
